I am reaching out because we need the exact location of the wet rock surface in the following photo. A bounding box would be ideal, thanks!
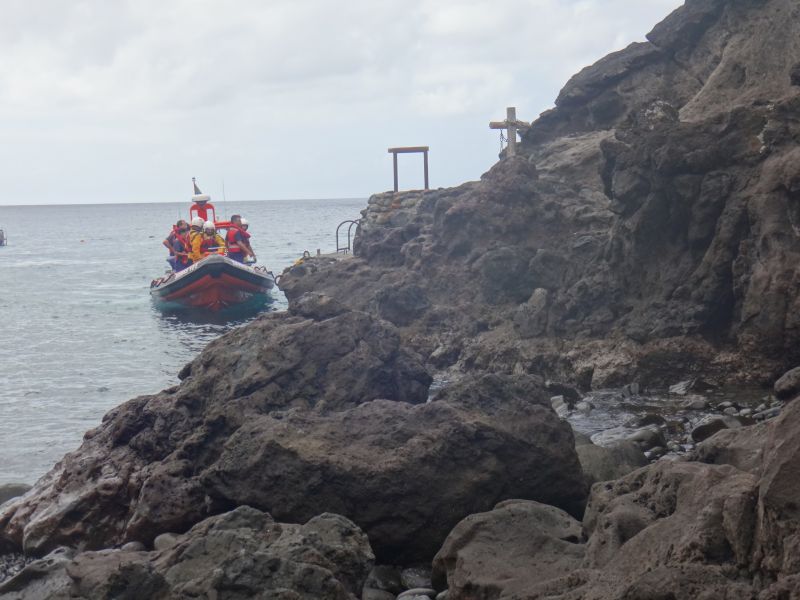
[434,399,800,599]
[0,311,585,565]
[6,1,800,599]
[0,506,374,600]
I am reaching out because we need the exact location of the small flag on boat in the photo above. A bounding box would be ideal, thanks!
[192,177,202,195]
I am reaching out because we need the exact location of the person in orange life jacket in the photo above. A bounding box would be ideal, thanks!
[195,221,226,258]
[163,220,191,271]
[225,214,256,263]
[187,217,208,262]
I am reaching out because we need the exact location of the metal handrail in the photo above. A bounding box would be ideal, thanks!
[336,219,361,254]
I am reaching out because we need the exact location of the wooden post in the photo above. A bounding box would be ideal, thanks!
[506,107,517,157]
[423,149,429,190]
[388,146,430,192]
[393,152,399,192]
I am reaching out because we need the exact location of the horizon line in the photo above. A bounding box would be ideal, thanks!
[0,196,370,209]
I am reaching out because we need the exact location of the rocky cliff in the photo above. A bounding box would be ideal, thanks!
[4,1,800,599]
[282,0,800,388]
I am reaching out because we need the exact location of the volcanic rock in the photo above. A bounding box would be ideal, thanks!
[0,506,374,600]
[0,328,585,564]
[432,499,584,598]
[774,365,800,400]
[201,373,587,562]
[278,0,800,388]
[0,305,432,556]
[0,487,30,508]
[433,389,800,599]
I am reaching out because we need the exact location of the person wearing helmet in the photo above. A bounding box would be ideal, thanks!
[163,219,191,271]
[225,214,256,263]
[196,221,226,258]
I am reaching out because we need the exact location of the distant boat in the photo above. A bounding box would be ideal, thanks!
[0,229,6,246]
[149,179,274,311]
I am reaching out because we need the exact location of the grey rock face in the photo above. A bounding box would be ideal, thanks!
[0,487,30,509]
[432,499,584,598]
[576,440,648,485]
[0,304,431,557]
[0,506,374,600]
[774,365,800,400]
[202,373,587,562]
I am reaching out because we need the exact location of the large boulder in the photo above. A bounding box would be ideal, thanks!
[0,303,431,556]
[202,373,587,562]
[431,500,584,598]
[431,397,800,599]
[0,306,585,564]
[0,506,374,600]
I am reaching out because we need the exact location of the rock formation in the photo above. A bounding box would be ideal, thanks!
[280,0,800,388]
[5,1,800,599]
[433,395,800,599]
[0,506,374,600]
[0,303,585,567]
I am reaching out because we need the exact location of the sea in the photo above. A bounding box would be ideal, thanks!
[0,198,365,485]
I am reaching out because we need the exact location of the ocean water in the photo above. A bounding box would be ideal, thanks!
[0,198,365,484]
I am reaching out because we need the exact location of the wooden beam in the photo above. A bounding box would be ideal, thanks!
[388,146,430,154]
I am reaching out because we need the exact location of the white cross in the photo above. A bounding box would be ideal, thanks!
[489,107,530,157]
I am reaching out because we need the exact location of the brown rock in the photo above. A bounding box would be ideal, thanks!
[0,305,431,556]
[0,506,374,600]
[432,499,584,598]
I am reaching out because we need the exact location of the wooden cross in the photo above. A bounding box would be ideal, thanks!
[489,107,530,157]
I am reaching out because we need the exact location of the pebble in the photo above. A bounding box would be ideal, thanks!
[691,416,742,442]
[400,566,432,590]
[397,590,436,600]
[627,428,667,452]
[622,382,640,397]
[121,541,146,552]
[755,407,781,421]
[551,396,569,418]
[365,565,403,594]
[635,413,666,427]
[717,401,734,410]
[669,380,694,395]
[683,396,709,410]
[649,446,667,458]
[436,593,449,600]
[153,532,178,551]
[723,407,739,416]
[575,400,593,414]
[362,589,394,600]
[738,408,753,417]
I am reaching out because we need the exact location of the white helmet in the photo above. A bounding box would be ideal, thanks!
[191,217,204,228]
[203,221,215,231]
[240,218,249,226]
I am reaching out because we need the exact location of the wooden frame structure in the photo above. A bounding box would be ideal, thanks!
[388,146,429,192]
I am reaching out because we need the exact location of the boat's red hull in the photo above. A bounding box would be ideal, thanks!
[151,255,274,311]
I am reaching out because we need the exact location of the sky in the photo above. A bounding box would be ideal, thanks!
[0,0,683,206]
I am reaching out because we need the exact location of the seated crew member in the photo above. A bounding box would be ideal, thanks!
[187,217,207,262]
[225,214,256,263]
[197,221,226,258]
[163,220,191,271]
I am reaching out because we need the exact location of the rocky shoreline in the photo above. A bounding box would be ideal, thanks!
[4,0,800,598]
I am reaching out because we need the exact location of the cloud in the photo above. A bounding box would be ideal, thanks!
[0,0,683,204]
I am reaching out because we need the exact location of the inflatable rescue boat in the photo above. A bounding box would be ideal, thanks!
[150,179,275,311]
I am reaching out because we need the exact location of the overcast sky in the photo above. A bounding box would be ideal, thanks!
[0,0,682,206]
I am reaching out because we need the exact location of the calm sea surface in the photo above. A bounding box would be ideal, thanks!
[0,199,365,484]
